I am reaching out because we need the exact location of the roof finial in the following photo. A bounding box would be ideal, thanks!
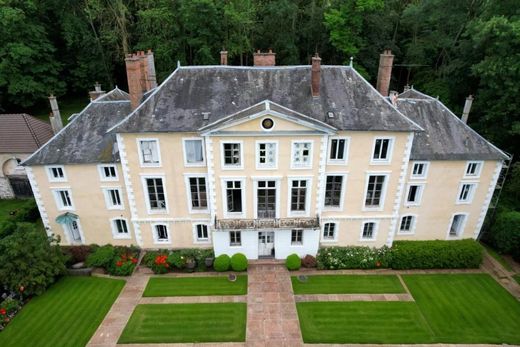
[349,56,354,67]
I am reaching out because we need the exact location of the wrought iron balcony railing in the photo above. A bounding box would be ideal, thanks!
[215,215,320,230]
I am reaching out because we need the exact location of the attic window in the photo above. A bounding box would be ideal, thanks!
[202,112,210,120]
[327,111,335,118]
[261,118,274,131]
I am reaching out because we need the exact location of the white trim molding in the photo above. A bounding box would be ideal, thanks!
[316,135,328,214]
[204,136,217,224]
[474,161,503,239]
[25,166,52,236]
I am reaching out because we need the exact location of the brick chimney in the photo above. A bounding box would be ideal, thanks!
[48,95,63,133]
[125,50,157,109]
[220,50,228,65]
[461,95,474,124]
[253,49,276,66]
[89,82,106,101]
[311,53,321,97]
[376,50,394,96]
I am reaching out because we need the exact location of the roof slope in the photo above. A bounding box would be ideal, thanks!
[111,66,421,133]
[397,89,508,160]
[0,114,54,153]
[23,89,131,165]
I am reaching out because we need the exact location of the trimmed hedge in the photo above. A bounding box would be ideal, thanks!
[286,254,301,271]
[391,239,483,269]
[230,253,248,271]
[317,246,392,270]
[214,254,231,272]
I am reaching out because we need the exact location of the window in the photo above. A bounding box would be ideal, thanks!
[329,137,348,163]
[372,138,393,163]
[291,229,303,245]
[222,142,242,168]
[465,161,482,178]
[291,141,312,168]
[195,224,209,242]
[99,165,117,181]
[54,189,73,210]
[324,175,343,208]
[183,139,205,166]
[225,181,243,214]
[290,180,307,212]
[104,188,123,209]
[230,231,241,246]
[361,222,376,240]
[449,214,466,237]
[261,118,274,130]
[399,215,415,234]
[47,166,66,182]
[457,183,476,203]
[138,139,160,166]
[256,141,277,169]
[406,184,423,205]
[112,219,129,238]
[411,162,429,179]
[154,224,169,243]
[188,177,207,210]
[365,175,386,208]
[322,223,336,241]
[145,178,166,211]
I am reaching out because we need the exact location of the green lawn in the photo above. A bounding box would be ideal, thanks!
[291,274,405,294]
[297,301,434,344]
[143,276,248,297]
[0,276,125,347]
[118,303,247,343]
[0,199,27,223]
[482,242,513,271]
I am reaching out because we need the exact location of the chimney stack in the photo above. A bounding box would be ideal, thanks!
[125,50,157,109]
[461,95,474,124]
[48,95,63,133]
[253,49,276,66]
[389,90,399,106]
[220,50,228,65]
[89,82,106,101]
[311,53,321,97]
[376,50,394,96]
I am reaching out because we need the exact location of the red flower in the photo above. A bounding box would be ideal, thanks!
[0,308,6,315]
[19,286,25,293]
[131,258,138,264]
[375,261,381,267]
[116,261,123,267]
[122,255,128,260]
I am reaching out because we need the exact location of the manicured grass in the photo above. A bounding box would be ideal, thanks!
[291,275,405,294]
[403,273,520,344]
[297,301,434,344]
[482,242,513,271]
[0,276,125,347]
[0,199,27,223]
[514,274,520,285]
[143,276,248,297]
[118,303,246,343]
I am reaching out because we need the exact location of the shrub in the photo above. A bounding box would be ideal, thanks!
[214,254,231,272]
[391,239,482,269]
[167,251,186,269]
[108,253,139,276]
[61,245,94,267]
[0,298,22,330]
[230,253,248,271]
[302,254,317,268]
[12,199,40,223]
[286,254,301,271]
[85,245,115,268]
[488,210,520,261]
[142,250,167,268]
[317,246,392,269]
[151,254,169,274]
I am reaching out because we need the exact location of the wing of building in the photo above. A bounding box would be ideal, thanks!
[22,50,509,258]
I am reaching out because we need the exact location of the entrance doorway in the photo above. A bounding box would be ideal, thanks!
[257,180,276,218]
[258,231,275,257]
[67,220,82,243]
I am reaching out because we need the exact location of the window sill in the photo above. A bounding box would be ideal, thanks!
[290,165,312,170]
[140,163,162,168]
[455,200,473,205]
[100,178,119,182]
[222,165,244,170]
[229,244,242,247]
[327,160,348,166]
[290,243,304,247]
[113,234,132,240]
[184,162,206,168]
[321,239,337,243]
[189,208,210,215]
[396,232,415,236]
[154,240,171,245]
[194,239,211,244]
[359,238,376,242]
[107,206,125,211]
[370,160,391,165]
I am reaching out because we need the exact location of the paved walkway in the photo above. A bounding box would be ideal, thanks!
[481,251,520,300]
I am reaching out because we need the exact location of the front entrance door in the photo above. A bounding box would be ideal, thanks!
[257,180,276,218]
[67,220,82,243]
[258,231,275,257]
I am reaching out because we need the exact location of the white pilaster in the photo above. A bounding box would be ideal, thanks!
[25,166,52,236]
[474,161,503,239]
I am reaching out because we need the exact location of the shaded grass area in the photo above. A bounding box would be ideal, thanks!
[297,301,433,344]
[118,303,246,343]
[403,273,520,344]
[143,276,248,297]
[0,276,125,347]
[33,95,89,126]
[0,199,27,224]
[482,242,513,271]
[291,274,405,294]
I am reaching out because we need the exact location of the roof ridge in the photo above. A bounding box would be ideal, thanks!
[21,114,40,148]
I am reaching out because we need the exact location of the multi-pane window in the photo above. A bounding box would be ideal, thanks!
[449,214,466,237]
[113,219,129,236]
[465,161,482,177]
[48,166,66,181]
[365,175,386,207]
[105,188,122,209]
[139,139,160,165]
[99,165,117,180]
[329,138,347,161]
[226,181,243,213]
[323,223,336,240]
[189,177,207,209]
[223,143,241,166]
[324,176,343,207]
[184,139,204,165]
[195,224,209,241]
[411,162,428,178]
[291,229,303,245]
[292,141,312,168]
[458,183,476,203]
[55,189,73,209]
[372,138,392,162]
[155,224,169,242]
[257,142,277,168]
[290,180,307,212]
[230,231,241,246]
[399,216,415,233]
[406,185,423,205]
[362,222,376,240]
[146,178,166,211]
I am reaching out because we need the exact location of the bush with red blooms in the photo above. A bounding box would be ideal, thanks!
[0,298,21,331]
[109,252,139,276]
[151,254,170,274]
[86,245,140,276]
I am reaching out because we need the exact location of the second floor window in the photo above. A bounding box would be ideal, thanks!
[189,177,207,209]
[146,178,166,211]
[184,139,204,165]
[223,143,241,167]
[329,138,347,162]
[226,181,243,213]
[257,142,277,169]
[55,189,73,210]
[324,175,343,207]
[99,165,117,181]
[406,185,423,205]
[290,180,307,212]
[105,188,122,209]
[292,141,312,168]
[465,161,482,177]
[372,138,392,162]
[139,139,160,165]
[458,183,476,203]
[48,166,66,181]
[365,175,386,208]
[411,162,428,178]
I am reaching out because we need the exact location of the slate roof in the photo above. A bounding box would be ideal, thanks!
[23,88,131,165]
[397,89,509,160]
[0,114,53,153]
[110,65,422,133]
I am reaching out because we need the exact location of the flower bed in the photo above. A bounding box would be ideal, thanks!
[85,245,140,276]
[143,249,214,274]
[317,246,392,270]
[0,297,22,331]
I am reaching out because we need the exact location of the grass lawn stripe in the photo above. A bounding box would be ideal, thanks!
[118,303,246,343]
[0,276,124,347]
[143,275,247,297]
[403,273,520,344]
[291,274,405,294]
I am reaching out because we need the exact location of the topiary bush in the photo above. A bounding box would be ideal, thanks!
[230,253,248,271]
[317,246,392,269]
[302,254,317,268]
[286,254,301,271]
[390,239,482,269]
[214,254,231,272]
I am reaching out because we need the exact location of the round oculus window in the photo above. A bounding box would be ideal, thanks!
[261,118,274,130]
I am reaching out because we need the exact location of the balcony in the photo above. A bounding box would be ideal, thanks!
[215,215,320,230]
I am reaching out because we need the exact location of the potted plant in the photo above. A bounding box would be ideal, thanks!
[185,257,196,271]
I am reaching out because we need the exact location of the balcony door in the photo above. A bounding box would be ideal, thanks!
[257,180,276,219]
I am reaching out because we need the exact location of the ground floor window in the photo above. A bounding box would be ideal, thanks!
[399,215,415,234]
[449,214,466,237]
[291,229,303,245]
[195,224,209,241]
[361,222,376,240]
[154,224,169,243]
[230,231,241,246]
[113,219,129,236]
[323,223,336,240]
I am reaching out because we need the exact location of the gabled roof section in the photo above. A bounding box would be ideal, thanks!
[110,65,422,134]
[23,89,132,166]
[397,89,509,161]
[0,114,53,153]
